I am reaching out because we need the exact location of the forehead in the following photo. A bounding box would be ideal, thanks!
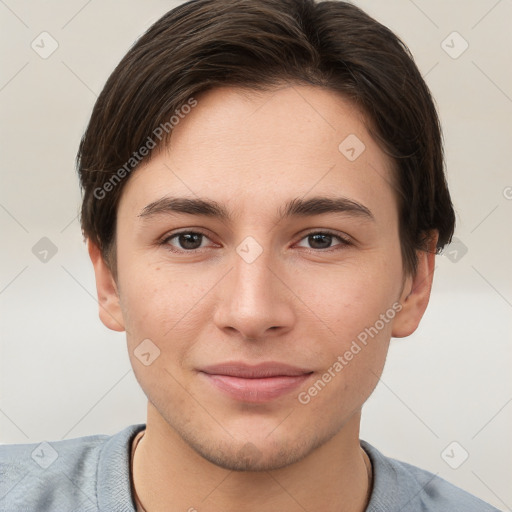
[119,84,397,223]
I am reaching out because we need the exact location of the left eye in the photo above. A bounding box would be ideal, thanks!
[161,231,350,252]
[296,232,350,250]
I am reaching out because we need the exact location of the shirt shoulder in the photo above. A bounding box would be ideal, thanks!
[361,440,502,512]
[0,424,145,512]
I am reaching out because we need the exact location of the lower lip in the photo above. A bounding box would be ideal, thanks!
[200,373,312,403]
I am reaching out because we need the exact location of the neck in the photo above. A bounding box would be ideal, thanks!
[132,403,371,512]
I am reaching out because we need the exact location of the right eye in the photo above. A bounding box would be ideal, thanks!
[161,230,215,252]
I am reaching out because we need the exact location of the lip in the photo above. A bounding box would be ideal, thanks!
[199,362,314,403]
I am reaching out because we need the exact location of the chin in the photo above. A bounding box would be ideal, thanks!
[182,428,325,472]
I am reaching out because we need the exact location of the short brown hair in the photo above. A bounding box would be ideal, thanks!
[77,0,455,278]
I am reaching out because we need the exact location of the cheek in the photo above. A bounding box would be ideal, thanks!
[118,262,217,370]
[295,256,401,397]
[297,295,394,418]
[120,272,192,398]
[118,258,186,328]
[302,257,402,341]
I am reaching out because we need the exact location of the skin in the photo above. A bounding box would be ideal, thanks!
[89,84,437,512]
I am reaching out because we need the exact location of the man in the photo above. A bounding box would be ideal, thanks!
[0,0,501,510]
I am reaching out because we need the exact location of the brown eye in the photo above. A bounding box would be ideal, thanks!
[296,231,351,251]
[308,233,334,249]
[163,231,210,251]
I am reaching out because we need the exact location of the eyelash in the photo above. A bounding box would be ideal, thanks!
[159,229,352,254]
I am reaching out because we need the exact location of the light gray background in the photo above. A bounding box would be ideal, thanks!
[1,0,511,509]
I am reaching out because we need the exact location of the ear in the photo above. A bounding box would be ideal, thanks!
[392,232,438,338]
[87,240,125,332]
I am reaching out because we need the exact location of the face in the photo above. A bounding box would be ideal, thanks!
[91,84,433,471]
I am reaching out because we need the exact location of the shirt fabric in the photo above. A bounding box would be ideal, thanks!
[0,423,501,511]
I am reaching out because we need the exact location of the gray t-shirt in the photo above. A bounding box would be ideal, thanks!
[0,423,501,511]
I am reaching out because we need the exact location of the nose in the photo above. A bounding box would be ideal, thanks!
[212,246,295,342]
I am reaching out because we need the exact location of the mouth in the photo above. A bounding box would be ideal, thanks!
[198,362,314,403]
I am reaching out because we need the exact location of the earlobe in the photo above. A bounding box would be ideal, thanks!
[87,240,125,332]
[391,232,438,338]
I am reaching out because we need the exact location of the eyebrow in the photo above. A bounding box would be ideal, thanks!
[138,195,374,222]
